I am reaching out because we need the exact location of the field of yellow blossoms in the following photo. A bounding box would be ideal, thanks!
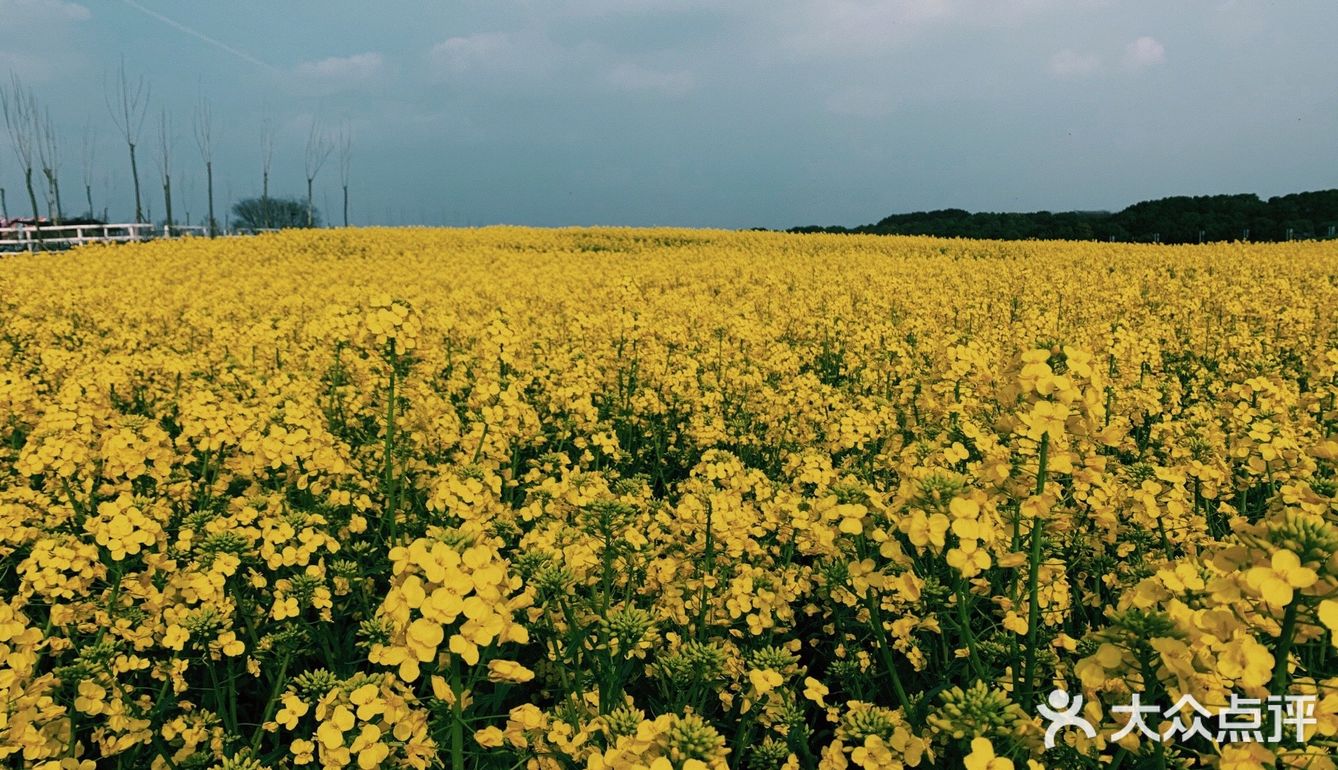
[1,227,1337,770]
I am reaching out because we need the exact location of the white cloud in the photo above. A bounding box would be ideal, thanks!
[295,52,385,82]
[0,1,90,82]
[291,52,386,96]
[606,63,695,97]
[426,30,603,91]
[990,0,1111,15]
[428,33,521,78]
[1209,0,1268,44]
[0,0,90,23]
[772,0,1111,59]
[1048,49,1101,78]
[825,85,896,118]
[778,0,954,57]
[1122,36,1165,69]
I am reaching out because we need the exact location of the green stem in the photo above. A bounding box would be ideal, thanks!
[384,344,398,541]
[956,583,987,680]
[696,498,715,642]
[729,715,757,770]
[250,653,291,752]
[1272,599,1300,693]
[207,663,238,735]
[450,656,465,770]
[864,591,911,713]
[196,447,212,511]
[1022,431,1049,705]
[62,477,88,528]
[101,660,181,770]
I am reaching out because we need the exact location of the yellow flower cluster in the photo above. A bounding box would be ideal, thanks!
[270,674,435,770]
[0,228,1333,770]
[371,535,531,681]
[84,493,163,561]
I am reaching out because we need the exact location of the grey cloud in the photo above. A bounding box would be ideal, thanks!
[605,64,695,97]
[4,0,1336,228]
[1049,49,1101,78]
[295,53,385,82]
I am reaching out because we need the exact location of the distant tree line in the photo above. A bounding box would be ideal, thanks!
[788,190,1338,244]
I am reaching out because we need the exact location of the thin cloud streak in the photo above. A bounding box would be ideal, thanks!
[115,0,281,74]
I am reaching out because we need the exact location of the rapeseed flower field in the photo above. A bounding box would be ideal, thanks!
[1,228,1336,770]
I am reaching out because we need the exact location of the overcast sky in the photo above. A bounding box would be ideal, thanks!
[2,0,1335,228]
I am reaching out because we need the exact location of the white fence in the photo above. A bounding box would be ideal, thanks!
[0,223,212,251]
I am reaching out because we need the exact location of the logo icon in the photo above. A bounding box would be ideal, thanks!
[1037,689,1097,749]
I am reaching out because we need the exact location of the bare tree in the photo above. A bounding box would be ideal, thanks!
[37,109,64,225]
[155,109,175,234]
[304,118,333,228]
[337,122,352,227]
[193,95,217,236]
[106,60,150,224]
[260,117,273,229]
[2,75,43,238]
[81,123,97,219]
